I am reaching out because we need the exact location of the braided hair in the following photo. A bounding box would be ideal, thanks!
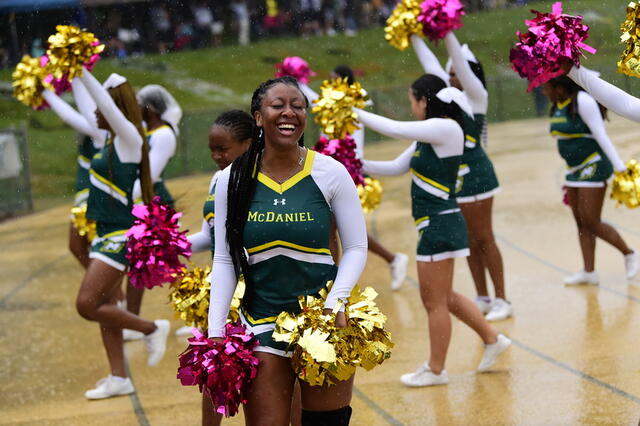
[213,109,253,141]
[225,76,308,285]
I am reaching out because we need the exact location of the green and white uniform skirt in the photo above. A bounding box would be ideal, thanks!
[564,152,613,188]
[89,223,129,271]
[415,210,470,262]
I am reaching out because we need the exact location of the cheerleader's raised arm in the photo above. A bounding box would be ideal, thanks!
[569,65,640,123]
[444,33,488,113]
[355,108,463,156]
[78,70,142,163]
[41,85,105,143]
[411,35,450,83]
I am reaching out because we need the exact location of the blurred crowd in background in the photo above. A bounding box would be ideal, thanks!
[1,0,531,68]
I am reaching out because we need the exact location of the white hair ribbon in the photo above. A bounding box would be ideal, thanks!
[436,87,473,117]
[137,84,183,135]
[445,44,478,73]
[102,73,127,90]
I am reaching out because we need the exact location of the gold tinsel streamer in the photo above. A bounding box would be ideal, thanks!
[273,283,393,386]
[611,159,640,208]
[618,3,640,78]
[12,55,47,109]
[311,77,369,140]
[46,25,104,80]
[384,0,424,51]
[357,177,383,214]
[70,204,97,241]
[169,267,246,329]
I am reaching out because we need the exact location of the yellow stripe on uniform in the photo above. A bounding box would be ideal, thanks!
[89,169,127,198]
[551,131,591,139]
[414,215,430,226]
[247,239,331,255]
[465,135,477,143]
[103,229,128,239]
[205,212,215,222]
[241,308,278,325]
[410,168,450,193]
[557,98,572,109]
[257,150,316,194]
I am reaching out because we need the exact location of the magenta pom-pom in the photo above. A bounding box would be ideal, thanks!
[417,0,465,42]
[313,135,364,185]
[177,324,260,417]
[509,2,596,92]
[275,56,316,84]
[125,196,192,289]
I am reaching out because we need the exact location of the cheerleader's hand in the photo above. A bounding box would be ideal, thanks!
[323,309,347,328]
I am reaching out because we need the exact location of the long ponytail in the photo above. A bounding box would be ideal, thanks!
[108,82,154,203]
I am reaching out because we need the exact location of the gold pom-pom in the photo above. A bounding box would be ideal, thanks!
[357,177,383,214]
[70,204,97,241]
[611,159,640,208]
[384,0,424,51]
[311,77,369,140]
[169,266,212,329]
[169,267,246,329]
[46,25,104,80]
[12,55,47,109]
[273,283,393,386]
[618,3,640,78]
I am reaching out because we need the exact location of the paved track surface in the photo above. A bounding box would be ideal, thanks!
[2,116,640,425]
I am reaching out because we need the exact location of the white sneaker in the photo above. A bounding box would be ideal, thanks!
[625,251,640,279]
[389,253,409,290]
[485,298,513,322]
[563,270,599,286]
[85,375,134,400]
[175,325,195,337]
[477,334,512,372]
[123,329,144,341]
[474,296,493,314]
[400,362,448,387]
[144,320,170,367]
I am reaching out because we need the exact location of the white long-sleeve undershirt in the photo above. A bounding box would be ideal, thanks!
[362,142,415,176]
[188,173,218,253]
[411,35,450,83]
[574,91,625,172]
[78,70,142,163]
[569,66,640,123]
[444,33,488,114]
[132,126,177,200]
[207,153,367,337]
[355,108,463,158]
[42,89,106,144]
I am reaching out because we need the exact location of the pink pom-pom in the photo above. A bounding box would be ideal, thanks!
[39,55,72,95]
[509,2,596,92]
[417,0,465,42]
[275,56,316,84]
[125,196,192,289]
[85,41,102,71]
[177,323,260,417]
[313,135,364,185]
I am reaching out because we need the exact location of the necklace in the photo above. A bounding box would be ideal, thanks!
[261,146,305,184]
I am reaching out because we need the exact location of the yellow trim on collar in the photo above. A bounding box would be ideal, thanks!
[257,150,315,194]
[145,125,171,137]
[557,98,572,109]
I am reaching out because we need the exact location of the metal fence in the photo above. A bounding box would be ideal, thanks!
[0,127,33,218]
